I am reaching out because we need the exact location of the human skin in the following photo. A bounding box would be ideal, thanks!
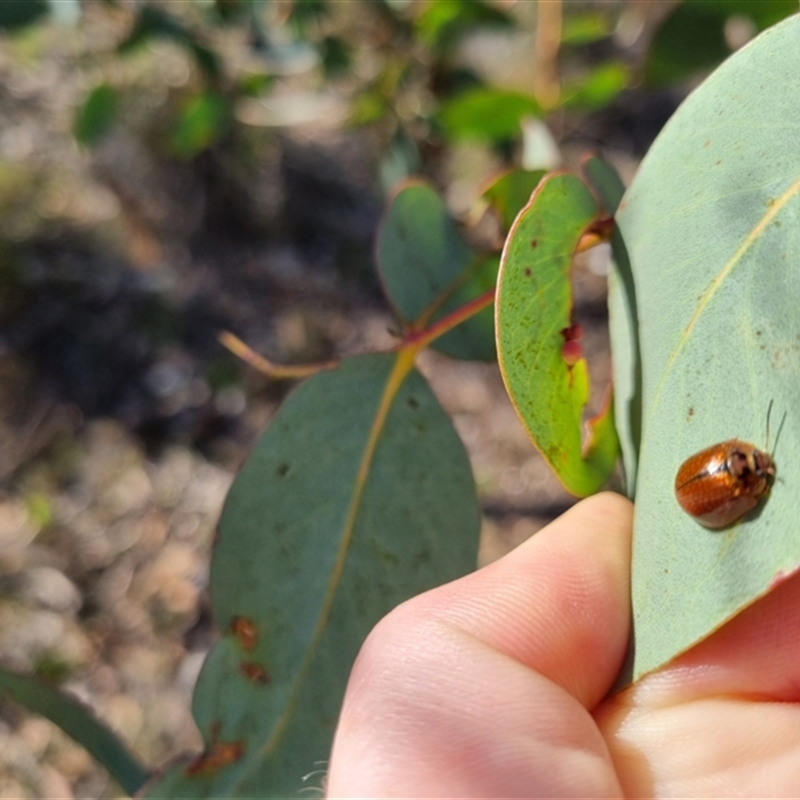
[326,492,800,798]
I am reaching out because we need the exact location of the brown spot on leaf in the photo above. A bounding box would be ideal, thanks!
[531,238,538,248]
[185,740,245,776]
[231,616,258,651]
[524,267,531,277]
[240,661,271,685]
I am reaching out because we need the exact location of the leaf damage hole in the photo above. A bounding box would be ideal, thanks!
[230,616,258,651]
[277,462,290,477]
[561,340,582,367]
[407,396,419,410]
[240,661,272,685]
[560,322,584,368]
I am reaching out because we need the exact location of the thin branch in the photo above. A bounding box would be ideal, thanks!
[534,0,563,109]
[222,287,495,380]
[219,332,340,379]
[403,289,495,354]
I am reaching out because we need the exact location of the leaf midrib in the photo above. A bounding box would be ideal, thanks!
[232,351,417,791]
[648,172,800,419]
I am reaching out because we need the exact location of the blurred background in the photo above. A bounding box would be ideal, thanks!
[0,1,793,796]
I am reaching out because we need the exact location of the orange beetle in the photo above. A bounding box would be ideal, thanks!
[674,440,776,529]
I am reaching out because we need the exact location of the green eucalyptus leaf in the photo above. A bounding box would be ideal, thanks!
[171,92,229,158]
[482,169,547,232]
[439,88,541,143]
[612,15,800,680]
[0,667,149,796]
[74,84,118,145]
[143,353,480,798]
[433,255,498,361]
[377,182,495,360]
[415,0,513,53]
[562,62,630,111]
[582,155,640,495]
[497,172,618,496]
[645,0,796,86]
[0,0,48,29]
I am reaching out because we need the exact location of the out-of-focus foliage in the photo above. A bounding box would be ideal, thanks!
[439,88,541,143]
[118,5,221,78]
[562,62,631,111]
[74,84,119,145]
[645,0,798,86]
[12,0,796,188]
[414,0,515,51]
[0,0,49,30]
[171,91,230,159]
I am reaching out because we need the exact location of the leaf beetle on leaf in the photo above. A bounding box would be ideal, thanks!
[675,401,783,529]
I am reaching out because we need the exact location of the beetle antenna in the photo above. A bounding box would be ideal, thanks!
[765,399,774,450]
[772,409,788,459]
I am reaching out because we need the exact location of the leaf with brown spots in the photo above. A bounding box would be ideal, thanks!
[496,172,618,496]
[143,354,480,797]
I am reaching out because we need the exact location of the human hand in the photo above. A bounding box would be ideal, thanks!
[326,492,800,797]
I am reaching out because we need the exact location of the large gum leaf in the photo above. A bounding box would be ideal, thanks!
[377,181,495,360]
[496,172,618,496]
[611,14,800,680]
[432,254,498,361]
[142,353,480,798]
